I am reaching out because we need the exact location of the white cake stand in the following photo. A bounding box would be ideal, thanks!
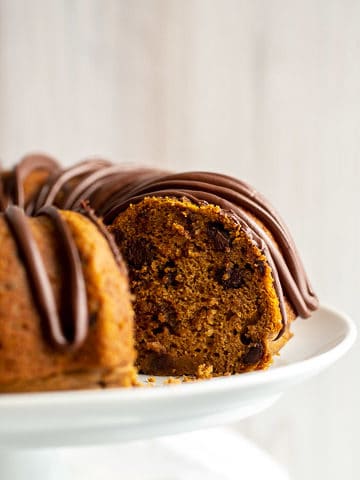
[0,305,355,479]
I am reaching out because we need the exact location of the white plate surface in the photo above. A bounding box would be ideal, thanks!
[0,305,355,448]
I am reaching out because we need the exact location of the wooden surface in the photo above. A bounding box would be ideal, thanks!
[0,1,359,478]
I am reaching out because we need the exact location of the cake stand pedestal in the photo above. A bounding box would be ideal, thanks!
[0,449,63,480]
[0,394,281,480]
[0,306,355,479]
[0,427,290,480]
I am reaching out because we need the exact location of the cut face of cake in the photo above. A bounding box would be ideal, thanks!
[108,197,287,375]
[0,206,135,392]
[103,172,319,376]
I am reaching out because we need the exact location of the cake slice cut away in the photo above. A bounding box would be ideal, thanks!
[106,172,318,377]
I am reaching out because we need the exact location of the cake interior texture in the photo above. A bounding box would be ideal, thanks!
[110,196,294,376]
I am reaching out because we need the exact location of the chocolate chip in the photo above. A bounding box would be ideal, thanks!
[226,310,235,321]
[160,303,178,328]
[254,260,266,276]
[164,270,178,286]
[242,344,264,365]
[89,311,98,327]
[164,260,175,268]
[148,353,175,373]
[240,330,252,345]
[152,325,166,335]
[244,263,254,272]
[136,209,150,223]
[215,264,245,289]
[126,238,156,269]
[113,230,124,244]
[207,221,231,251]
[184,213,196,235]
[153,302,179,334]
[158,260,178,286]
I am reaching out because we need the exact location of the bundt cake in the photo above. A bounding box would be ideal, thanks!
[0,204,135,392]
[0,156,319,389]
[28,160,318,377]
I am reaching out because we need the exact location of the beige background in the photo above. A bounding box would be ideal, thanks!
[0,1,359,478]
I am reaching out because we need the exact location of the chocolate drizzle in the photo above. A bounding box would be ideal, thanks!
[97,171,319,337]
[32,161,167,215]
[1,156,319,345]
[4,205,88,350]
[0,154,60,212]
[0,157,130,351]
[32,159,112,214]
[77,201,125,272]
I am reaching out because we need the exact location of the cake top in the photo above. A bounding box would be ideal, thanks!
[2,202,129,351]
[97,171,319,331]
[0,155,130,350]
[0,156,319,341]
[0,154,61,212]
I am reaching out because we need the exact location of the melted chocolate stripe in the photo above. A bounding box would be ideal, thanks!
[98,172,169,216]
[4,205,88,350]
[14,154,61,209]
[77,201,125,271]
[0,175,8,211]
[36,206,89,348]
[190,172,317,296]
[5,206,69,348]
[33,159,111,213]
[42,164,168,214]
[59,165,157,211]
[0,154,60,213]
[74,168,168,212]
[181,172,318,300]
[128,177,317,313]
[195,176,317,311]
[62,165,130,210]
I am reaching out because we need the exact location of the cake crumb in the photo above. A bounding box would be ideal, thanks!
[163,376,182,385]
[147,376,156,384]
[196,364,213,379]
[132,377,146,387]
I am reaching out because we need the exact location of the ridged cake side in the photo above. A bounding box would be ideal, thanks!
[0,209,136,392]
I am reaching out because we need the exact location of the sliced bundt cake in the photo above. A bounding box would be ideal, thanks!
[0,156,319,384]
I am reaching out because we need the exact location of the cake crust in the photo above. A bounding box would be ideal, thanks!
[0,209,136,392]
